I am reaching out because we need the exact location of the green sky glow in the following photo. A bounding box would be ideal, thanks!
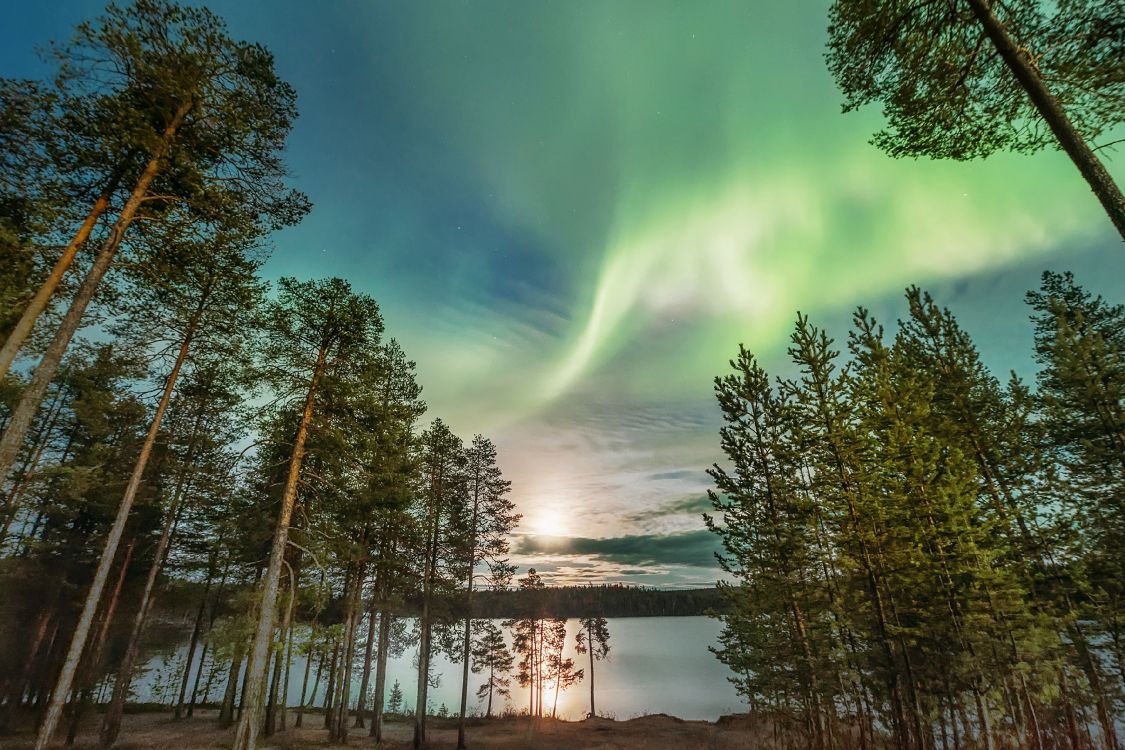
[5,0,1120,586]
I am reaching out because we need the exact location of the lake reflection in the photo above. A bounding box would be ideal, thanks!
[136,616,743,721]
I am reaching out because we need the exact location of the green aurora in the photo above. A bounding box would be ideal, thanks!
[3,0,1122,586]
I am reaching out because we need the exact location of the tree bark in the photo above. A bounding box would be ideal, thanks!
[231,340,328,750]
[65,539,135,746]
[176,551,217,720]
[370,611,391,741]
[414,500,442,749]
[294,630,315,729]
[322,639,339,728]
[331,558,364,743]
[264,562,296,736]
[458,494,481,749]
[353,604,376,729]
[280,569,297,732]
[99,474,190,749]
[219,652,243,726]
[0,97,193,488]
[587,623,595,717]
[965,0,1125,241]
[189,557,231,717]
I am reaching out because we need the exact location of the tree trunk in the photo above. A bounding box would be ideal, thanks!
[176,552,218,720]
[965,0,1125,241]
[99,477,190,749]
[280,579,296,732]
[587,623,595,718]
[0,162,129,379]
[414,502,442,749]
[457,611,472,749]
[298,641,325,729]
[332,556,364,743]
[31,229,198,750]
[231,342,328,750]
[322,639,339,728]
[264,563,296,736]
[353,603,376,728]
[458,494,481,749]
[294,630,314,729]
[370,611,391,741]
[486,663,493,718]
[219,652,242,726]
[64,539,135,745]
[0,97,193,486]
[190,557,231,718]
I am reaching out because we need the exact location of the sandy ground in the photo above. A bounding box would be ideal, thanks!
[0,709,774,750]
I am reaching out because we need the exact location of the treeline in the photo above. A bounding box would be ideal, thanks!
[0,4,523,750]
[707,278,1125,750]
[468,584,726,619]
[157,582,726,622]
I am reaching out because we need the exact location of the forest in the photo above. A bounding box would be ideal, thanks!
[1,0,1123,750]
[0,3,542,750]
[708,279,1125,750]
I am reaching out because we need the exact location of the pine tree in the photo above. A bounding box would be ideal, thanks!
[826,0,1125,238]
[232,278,382,750]
[0,0,308,486]
[575,617,610,718]
[457,434,518,748]
[472,621,514,718]
[388,679,404,715]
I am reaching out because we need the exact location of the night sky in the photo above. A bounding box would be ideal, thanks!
[4,1,1123,587]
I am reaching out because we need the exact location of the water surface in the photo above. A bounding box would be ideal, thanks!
[136,616,743,721]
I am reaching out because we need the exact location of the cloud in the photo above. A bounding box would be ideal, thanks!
[648,469,700,481]
[514,530,721,568]
[624,494,714,523]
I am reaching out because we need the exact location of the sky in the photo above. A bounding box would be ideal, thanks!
[3,1,1124,588]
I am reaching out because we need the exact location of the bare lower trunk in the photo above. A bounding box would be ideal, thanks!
[354,604,376,729]
[99,483,189,749]
[280,588,296,731]
[219,653,243,726]
[190,558,231,718]
[231,343,327,750]
[176,555,217,719]
[298,642,325,729]
[457,608,473,748]
[331,557,364,743]
[965,0,1125,241]
[370,612,391,741]
[587,623,595,717]
[413,617,431,749]
[65,539,135,745]
[323,640,339,728]
[294,630,314,729]
[264,565,296,736]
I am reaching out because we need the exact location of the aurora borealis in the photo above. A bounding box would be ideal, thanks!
[4,1,1123,587]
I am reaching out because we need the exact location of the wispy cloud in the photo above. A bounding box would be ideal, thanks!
[514,530,721,568]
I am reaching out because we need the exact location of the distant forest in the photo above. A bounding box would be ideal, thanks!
[150,583,728,625]
[467,585,726,619]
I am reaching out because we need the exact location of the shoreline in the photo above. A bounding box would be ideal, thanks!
[0,708,776,750]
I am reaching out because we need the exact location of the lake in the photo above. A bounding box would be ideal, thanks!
[134,616,744,721]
